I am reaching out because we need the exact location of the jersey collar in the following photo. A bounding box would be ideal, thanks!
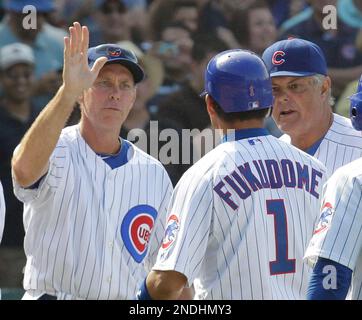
[304,136,324,156]
[222,128,270,143]
[97,138,131,169]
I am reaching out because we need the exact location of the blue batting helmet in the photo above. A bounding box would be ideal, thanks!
[201,49,273,113]
[349,75,362,131]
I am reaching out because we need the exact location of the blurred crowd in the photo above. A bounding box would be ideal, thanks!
[0,0,361,290]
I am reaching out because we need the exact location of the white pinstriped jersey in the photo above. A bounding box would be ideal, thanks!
[0,180,5,243]
[13,125,173,300]
[153,128,328,300]
[304,158,362,300]
[281,113,362,176]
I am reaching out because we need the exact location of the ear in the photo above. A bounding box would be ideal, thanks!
[205,94,216,117]
[321,76,331,97]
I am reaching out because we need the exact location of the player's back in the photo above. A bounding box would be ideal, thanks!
[189,133,328,299]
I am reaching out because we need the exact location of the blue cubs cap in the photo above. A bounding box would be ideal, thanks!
[262,38,328,77]
[4,0,55,12]
[88,44,144,83]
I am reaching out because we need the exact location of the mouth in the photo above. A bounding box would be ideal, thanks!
[279,110,295,117]
[104,107,121,112]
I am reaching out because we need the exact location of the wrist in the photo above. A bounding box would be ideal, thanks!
[58,84,81,106]
[136,278,153,300]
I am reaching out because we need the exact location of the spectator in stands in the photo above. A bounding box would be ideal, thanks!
[0,43,40,289]
[90,0,131,46]
[0,0,66,110]
[149,22,193,105]
[334,0,362,117]
[115,41,185,185]
[228,0,282,137]
[197,0,269,42]
[117,40,165,143]
[171,1,199,33]
[337,0,362,29]
[148,0,198,41]
[279,0,362,99]
[268,0,308,27]
[155,35,228,183]
[230,0,277,55]
[157,35,226,131]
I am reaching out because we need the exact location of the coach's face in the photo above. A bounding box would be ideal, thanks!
[80,64,136,130]
[271,75,330,137]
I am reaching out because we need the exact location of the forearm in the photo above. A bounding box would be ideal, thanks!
[12,85,77,187]
[144,270,188,300]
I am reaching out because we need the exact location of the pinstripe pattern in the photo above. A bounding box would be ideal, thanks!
[13,125,173,300]
[153,133,327,299]
[281,114,362,176]
[305,158,362,300]
[0,181,5,244]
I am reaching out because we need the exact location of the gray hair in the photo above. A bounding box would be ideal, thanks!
[311,74,335,107]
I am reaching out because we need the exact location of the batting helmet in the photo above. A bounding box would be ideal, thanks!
[349,75,362,131]
[201,49,273,113]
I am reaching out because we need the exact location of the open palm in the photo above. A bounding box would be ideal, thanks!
[62,22,107,98]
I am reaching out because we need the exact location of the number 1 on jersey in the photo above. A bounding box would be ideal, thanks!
[266,199,296,275]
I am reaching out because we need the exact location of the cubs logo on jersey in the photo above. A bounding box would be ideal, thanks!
[161,214,180,250]
[313,202,334,235]
[121,205,158,263]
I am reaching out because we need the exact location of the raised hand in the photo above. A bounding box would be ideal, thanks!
[62,22,107,99]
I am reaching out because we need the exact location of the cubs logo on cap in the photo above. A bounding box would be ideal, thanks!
[161,214,180,250]
[107,47,122,57]
[313,202,334,235]
[272,51,285,66]
[121,204,158,263]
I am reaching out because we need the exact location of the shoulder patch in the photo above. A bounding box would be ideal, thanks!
[313,202,334,235]
[161,214,180,250]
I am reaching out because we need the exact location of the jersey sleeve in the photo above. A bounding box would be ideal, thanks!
[0,181,5,244]
[152,171,214,287]
[12,142,70,204]
[144,168,174,272]
[307,257,352,300]
[305,169,362,271]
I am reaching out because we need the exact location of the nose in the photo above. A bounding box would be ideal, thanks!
[274,88,290,103]
[109,86,122,101]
